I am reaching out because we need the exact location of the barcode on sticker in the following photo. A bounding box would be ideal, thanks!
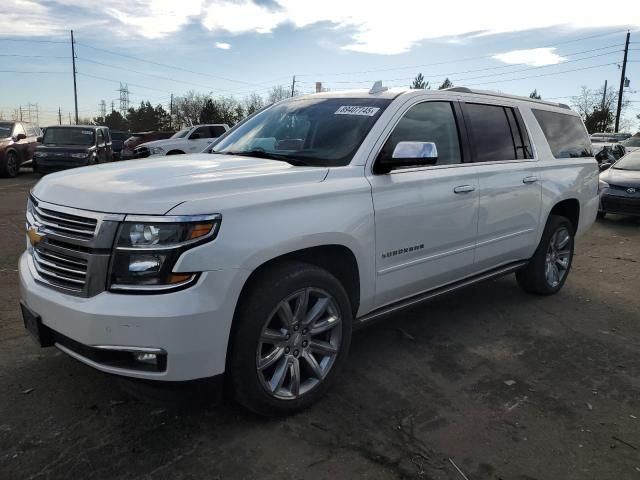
[335,106,380,116]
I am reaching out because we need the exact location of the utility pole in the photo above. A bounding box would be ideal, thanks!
[291,75,296,97]
[169,93,173,129]
[68,112,72,125]
[99,100,106,118]
[614,31,630,133]
[58,107,62,125]
[71,30,79,125]
[19,105,23,121]
[111,101,115,113]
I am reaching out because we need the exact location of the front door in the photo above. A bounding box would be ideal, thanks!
[460,101,542,271]
[368,100,480,308]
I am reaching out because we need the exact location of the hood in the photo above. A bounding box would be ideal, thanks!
[32,154,329,215]
[601,167,640,188]
[137,138,178,149]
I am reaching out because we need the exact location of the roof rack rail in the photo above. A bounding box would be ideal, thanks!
[444,86,571,110]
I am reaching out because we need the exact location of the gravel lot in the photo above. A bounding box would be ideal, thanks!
[1,172,639,480]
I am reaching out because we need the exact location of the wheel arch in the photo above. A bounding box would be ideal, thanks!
[166,150,185,155]
[548,198,580,234]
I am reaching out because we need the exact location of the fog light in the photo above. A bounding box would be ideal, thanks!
[128,255,163,273]
[134,352,158,365]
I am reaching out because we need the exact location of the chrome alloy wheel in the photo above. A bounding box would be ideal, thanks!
[545,226,571,288]
[256,288,342,400]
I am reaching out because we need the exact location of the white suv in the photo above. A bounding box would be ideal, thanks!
[20,86,599,415]
[137,124,229,157]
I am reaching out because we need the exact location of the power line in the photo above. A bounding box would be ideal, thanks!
[75,41,270,88]
[0,70,66,74]
[0,54,68,59]
[0,37,66,44]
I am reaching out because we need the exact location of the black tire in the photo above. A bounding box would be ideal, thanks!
[0,150,19,178]
[597,211,606,219]
[228,261,352,416]
[516,215,575,296]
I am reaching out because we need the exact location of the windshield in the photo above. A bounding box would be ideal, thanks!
[622,136,640,147]
[613,153,640,171]
[43,127,95,146]
[212,97,391,166]
[171,128,191,139]
[0,122,13,139]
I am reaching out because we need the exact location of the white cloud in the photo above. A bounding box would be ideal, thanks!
[3,0,640,55]
[215,41,231,49]
[493,48,566,67]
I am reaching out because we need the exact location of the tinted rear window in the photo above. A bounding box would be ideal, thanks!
[532,109,592,158]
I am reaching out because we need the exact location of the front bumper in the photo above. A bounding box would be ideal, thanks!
[35,157,89,173]
[599,190,640,216]
[19,252,249,381]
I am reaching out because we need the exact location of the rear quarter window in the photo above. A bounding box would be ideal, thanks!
[532,109,593,159]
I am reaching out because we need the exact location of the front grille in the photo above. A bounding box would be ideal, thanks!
[32,203,97,240]
[32,245,88,293]
[27,196,124,297]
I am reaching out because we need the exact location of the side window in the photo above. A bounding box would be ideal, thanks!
[380,101,462,166]
[210,125,227,137]
[97,130,105,145]
[24,125,36,137]
[532,109,592,158]
[13,123,26,137]
[464,103,531,162]
[190,126,210,139]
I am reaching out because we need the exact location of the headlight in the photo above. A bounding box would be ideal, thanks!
[109,214,221,293]
[598,178,609,193]
[71,152,90,159]
[149,147,165,155]
[33,152,47,158]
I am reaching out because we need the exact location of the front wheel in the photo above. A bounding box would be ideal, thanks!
[0,151,19,178]
[228,262,352,416]
[516,215,574,295]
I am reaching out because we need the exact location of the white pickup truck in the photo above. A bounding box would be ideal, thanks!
[20,85,599,415]
[135,124,229,157]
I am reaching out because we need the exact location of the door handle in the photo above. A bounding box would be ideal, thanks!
[453,185,476,194]
[522,176,539,184]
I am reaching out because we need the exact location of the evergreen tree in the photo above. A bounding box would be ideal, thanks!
[411,73,429,89]
[529,89,542,100]
[438,78,453,90]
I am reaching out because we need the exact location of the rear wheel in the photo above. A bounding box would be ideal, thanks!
[228,262,352,416]
[597,211,606,219]
[0,151,19,178]
[516,215,574,295]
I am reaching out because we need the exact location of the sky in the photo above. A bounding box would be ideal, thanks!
[1,0,640,130]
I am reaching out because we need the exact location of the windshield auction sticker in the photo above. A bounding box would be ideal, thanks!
[335,106,380,116]
[81,130,93,135]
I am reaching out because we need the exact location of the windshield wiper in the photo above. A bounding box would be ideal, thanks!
[214,149,312,166]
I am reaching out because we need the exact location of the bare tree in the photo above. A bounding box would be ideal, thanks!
[268,85,292,104]
[571,85,629,133]
[244,93,265,115]
[173,91,208,128]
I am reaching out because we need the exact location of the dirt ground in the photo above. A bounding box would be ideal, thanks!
[1,171,639,480]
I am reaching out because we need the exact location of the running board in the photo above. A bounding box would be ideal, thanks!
[356,261,528,326]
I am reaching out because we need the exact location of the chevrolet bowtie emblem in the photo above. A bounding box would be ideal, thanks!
[27,226,44,246]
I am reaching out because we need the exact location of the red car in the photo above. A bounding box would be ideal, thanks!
[121,131,175,160]
[0,121,41,177]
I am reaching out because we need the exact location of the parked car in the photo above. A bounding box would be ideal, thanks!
[590,132,631,143]
[121,131,175,160]
[621,134,640,154]
[110,130,131,161]
[0,121,40,177]
[20,86,599,416]
[32,125,112,174]
[598,150,640,218]
[134,124,229,158]
[593,143,626,164]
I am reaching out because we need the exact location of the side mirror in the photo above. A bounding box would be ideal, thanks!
[599,162,612,171]
[36,136,43,143]
[190,133,201,140]
[376,141,438,174]
[14,133,27,141]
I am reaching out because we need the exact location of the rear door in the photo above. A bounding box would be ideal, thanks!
[460,100,541,271]
[12,123,29,163]
[368,98,481,308]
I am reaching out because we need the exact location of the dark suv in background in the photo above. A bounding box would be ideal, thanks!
[33,126,113,174]
[110,130,131,161]
[0,121,41,177]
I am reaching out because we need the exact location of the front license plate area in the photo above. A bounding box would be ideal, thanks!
[20,302,54,347]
